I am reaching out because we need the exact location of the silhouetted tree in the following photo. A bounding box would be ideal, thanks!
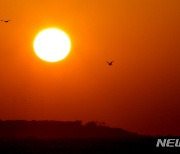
[85,121,97,128]
[97,122,107,127]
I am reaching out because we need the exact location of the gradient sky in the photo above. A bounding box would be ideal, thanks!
[0,0,180,135]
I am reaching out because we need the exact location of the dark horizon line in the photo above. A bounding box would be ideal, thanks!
[0,119,179,137]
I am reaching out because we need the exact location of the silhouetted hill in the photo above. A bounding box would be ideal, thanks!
[0,120,139,139]
[0,121,179,153]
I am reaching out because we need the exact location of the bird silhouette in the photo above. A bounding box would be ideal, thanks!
[1,20,11,23]
[106,61,114,66]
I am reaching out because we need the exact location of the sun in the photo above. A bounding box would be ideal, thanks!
[33,28,71,62]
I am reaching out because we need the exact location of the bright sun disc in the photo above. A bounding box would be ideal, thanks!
[34,28,71,62]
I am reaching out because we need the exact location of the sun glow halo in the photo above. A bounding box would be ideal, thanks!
[34,28,71,62]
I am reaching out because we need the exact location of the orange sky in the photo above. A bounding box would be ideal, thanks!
[0,0,180,135]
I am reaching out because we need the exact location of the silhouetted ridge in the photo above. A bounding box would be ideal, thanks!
[0,120,139,139]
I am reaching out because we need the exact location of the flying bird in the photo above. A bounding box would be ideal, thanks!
[106,61,114,66]
[1,20,11,22]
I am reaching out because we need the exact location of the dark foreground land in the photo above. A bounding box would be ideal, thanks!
[0,120,179,153]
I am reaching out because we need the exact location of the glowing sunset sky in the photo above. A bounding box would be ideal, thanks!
[0,0,180,135]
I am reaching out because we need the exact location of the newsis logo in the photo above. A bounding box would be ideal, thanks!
[156,139,180,147]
